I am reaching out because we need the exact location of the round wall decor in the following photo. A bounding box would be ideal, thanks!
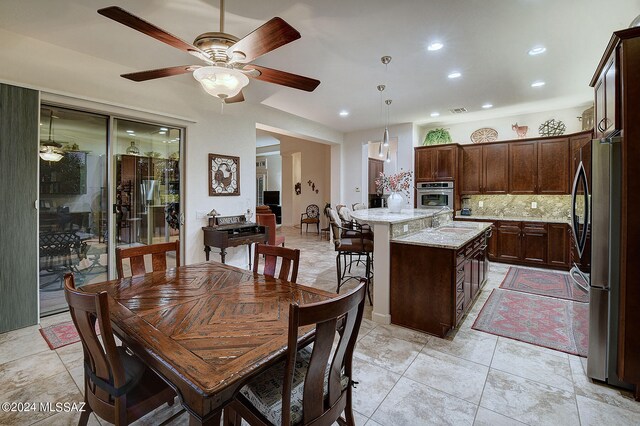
[470,127,498,143]
[539,119,566,136]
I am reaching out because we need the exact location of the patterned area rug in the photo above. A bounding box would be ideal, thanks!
[39,320,96,350]
[500,267,589,303]
[472,289,589,357]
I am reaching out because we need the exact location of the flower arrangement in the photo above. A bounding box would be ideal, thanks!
[375,170,413,198]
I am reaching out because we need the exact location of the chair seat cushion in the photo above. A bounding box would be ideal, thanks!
[336,238,374,253]
[85,346,146,397]
[239,346,349,425]
[301,218,319,224]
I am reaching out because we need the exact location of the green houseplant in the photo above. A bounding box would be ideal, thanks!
[423,128,452,145]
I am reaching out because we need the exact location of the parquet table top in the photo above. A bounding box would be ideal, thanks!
[81,261,335,423]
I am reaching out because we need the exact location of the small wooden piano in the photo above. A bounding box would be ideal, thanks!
[202,214,268,268]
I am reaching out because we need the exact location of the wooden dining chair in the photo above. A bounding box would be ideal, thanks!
[300,204,320,234]
[115,240,180,279]
[256,213,285,247]
[63,274,176,426]
[253,243,300,283]
[225,281,366,426]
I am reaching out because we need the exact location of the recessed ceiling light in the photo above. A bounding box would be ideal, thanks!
[430,112,440,117]
[427,42,443,51]
[159,131,167,135]
[126,130,134,133]
[531,81,546,87]
[482,103,493,109]
[160,127,168,131]
[447,71,462,79]
[339,110,349,117]
[528,46,547,56]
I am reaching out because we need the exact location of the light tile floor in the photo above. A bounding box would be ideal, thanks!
[1,226,639,425]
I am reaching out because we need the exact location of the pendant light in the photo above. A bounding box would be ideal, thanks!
[381,56,392,146]
[39,109,64,162]
[377,84,385,157]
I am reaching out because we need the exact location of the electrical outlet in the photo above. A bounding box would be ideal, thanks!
[478,201,484,208]
[355,187,361,192]
[403,224,409,232]
[531,201,538,209]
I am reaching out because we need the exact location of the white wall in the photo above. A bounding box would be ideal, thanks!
[419,105,591,145]
[279,136,331,228]
[0,28,342,269]
[342,123,416,208]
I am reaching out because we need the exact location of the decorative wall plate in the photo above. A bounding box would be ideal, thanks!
[539,119,566,136]
[470,127,498,143]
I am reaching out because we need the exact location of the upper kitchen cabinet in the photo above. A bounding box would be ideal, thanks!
[415,145,457,181]
[509,141,537,194]
[507,138,570,195]
[570,131,593,184]
[538,138,570,194]
[594,54,618,138]
[459,143,508,194]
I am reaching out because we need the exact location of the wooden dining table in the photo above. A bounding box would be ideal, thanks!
[80,261,336,425]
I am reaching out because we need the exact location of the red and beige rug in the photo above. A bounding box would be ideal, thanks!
[499,266,589,302]
[39,320,96,350]
[473,289,589,356]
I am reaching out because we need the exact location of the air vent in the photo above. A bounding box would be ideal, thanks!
[449,107,468,114]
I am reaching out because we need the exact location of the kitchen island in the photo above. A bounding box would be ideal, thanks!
[390,221,493,337]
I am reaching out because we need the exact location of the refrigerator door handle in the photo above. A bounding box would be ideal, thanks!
[570,161,589,258]
[570,263,590,293]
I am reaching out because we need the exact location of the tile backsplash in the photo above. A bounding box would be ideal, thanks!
[465,195,571,220]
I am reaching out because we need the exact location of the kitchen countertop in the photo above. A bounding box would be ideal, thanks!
[351,208,437,225]
[391,221,493,250]
[455,213,570,224]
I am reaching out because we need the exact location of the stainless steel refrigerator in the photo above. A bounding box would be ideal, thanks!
[571,133,631,389]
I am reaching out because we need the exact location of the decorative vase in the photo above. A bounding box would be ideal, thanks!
[387,191,403,213]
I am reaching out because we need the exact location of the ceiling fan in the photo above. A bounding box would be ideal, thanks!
[97,1,320,103]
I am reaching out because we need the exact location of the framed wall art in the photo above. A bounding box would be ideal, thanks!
[209,153,240,196]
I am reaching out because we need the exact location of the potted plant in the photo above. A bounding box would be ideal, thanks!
[423,128,452,145]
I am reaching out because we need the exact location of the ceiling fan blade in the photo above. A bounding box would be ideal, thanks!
[228,17,300,63]
[224,91,245,104]
[98,6,211,63]
[244,65,320,92]
[121,65,200,82]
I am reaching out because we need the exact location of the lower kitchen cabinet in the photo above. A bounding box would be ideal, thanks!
[457,218,571,270]
[390,231,490,337]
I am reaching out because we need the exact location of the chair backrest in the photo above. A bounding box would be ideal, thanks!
[63,274,125,408]
[256,205,272,214]
[337,206,352,223]
[115,240,180,279]
[352,203,366,211]
[253,243,300,283]
[327,208,342,241]
[281,281,366,425]
[305,204,320,219]
[256,213,277,246]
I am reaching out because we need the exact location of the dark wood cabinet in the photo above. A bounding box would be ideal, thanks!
[521,223,547,264]
[368,158,384,194]
[460,145,482,194]
[496,222,521,262]
[571,131,593,183]
[538,138,570,194]
[415,145,457,181]
[459,143,508,195]
[390,230,489,337]
[483,143,509,194]
[457,218,570,270]
[548,223,571,268]
[509,141,538,194]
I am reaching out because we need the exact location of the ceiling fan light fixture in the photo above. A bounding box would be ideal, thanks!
[39,143,63,162]
[193,66,249,99]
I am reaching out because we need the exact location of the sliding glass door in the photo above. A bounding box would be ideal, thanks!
[39,106,108,315]
[112,119,182,274]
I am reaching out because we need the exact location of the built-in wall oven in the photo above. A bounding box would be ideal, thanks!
[416,182,454,210]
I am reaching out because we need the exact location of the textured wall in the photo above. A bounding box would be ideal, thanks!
[466,195,572,220]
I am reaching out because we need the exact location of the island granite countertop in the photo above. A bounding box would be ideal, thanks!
[351,208,437,225]
[391,221,493,250]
